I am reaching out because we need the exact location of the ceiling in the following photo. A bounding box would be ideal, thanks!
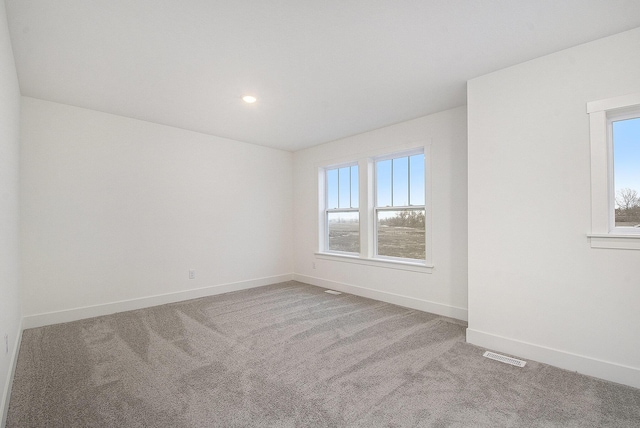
[5,1,640,151]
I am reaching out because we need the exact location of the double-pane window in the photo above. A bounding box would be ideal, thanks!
[325,164,359,253]
[320,147,429,264]
[375,152,425,260]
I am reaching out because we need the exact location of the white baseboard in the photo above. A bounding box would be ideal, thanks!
[466,328,640,390]
[294,274,468,321]
[1,318,23,428]
[22,274,294,329]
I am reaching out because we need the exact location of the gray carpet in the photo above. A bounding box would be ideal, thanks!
[7,281,640,427]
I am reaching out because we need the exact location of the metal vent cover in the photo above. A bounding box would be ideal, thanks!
[483,351,527,367]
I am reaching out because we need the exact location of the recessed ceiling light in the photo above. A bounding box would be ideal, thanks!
[242,95,257,104]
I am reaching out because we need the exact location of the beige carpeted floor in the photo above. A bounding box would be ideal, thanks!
[7,281,640,427]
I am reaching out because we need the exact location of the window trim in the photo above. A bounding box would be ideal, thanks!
[316,143,433,272]
[587,92,640,250]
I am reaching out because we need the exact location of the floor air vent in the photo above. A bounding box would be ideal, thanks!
[324,290,342,295]
[483,351,527,367]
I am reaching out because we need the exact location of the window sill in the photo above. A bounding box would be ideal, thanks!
[587,234,640,250]
[315,252,434,273]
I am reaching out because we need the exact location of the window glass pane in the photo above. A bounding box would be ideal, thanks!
[377,209,425,260]
[409,154,425,206]
[613,117,640,227]
[338,167,351,208]
[326,169,338,209]
[351,165,359,208]
[392,157,409,206]
[377,159,392,207]
[327,212,360,253]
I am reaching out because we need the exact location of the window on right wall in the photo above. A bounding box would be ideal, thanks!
[587,92,640,249]
[610,111,640,229]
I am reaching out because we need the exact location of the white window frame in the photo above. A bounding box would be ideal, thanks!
[316,143,433,272]
[323,162,359,255]
[587,92,640,250]
[373,148,427,263]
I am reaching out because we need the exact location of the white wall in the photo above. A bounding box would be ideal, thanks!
[293,106,468,320]
[467,27,640,388]
[20,97,293,324]
[0,1,22,424]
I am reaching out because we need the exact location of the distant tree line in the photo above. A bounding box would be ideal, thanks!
[380,210,425,228]
[616,188,640,223]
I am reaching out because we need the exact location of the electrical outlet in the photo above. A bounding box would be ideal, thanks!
[4,334,8,354]
[312,262,316,269]
[189,269,196,279]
